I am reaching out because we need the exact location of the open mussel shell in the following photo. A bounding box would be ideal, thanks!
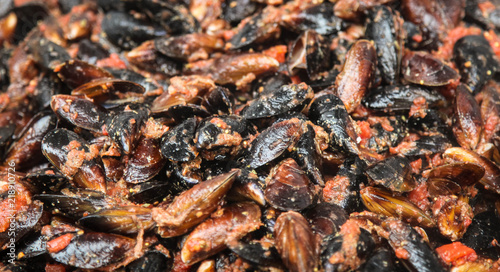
[202,86,235,115]
[126,39,183,77]
[34,191,112,219]
[274,211,317,272]
[242,83,313,120]
[365,155,416,192]
[453,84,484,150]
[107,68,165,93]
[55,59,113,89]
[264,158,315,211]
[48,231,136,269]
[227,7,280,50]
[195,114,253,150]
[228,179,266,206]
[27,36,70,71]
[432,195,473,241]
[360,186,435,228]
[288,29,331,80]
[444,147,500,194]
[106,108,148,155]
[152,170,238,238]
[41,128,87,171]
[127,180,172,204]
[323,155,367,214]
[401,51,459,86]
[41,128,107,192]
[251,73,292,97]
[180,202,261,264]
[308,93,360,155]
[294,123,324,186]
[365,5,402,85]
[0,201,43,250]
[334,39,376,113]
[51,95,108,132]
[154,33,224,61]
[3,111,57,170]
[362,84,445,114]
[427,162,485,187]
[78,206,154,235]
[427,178,462,197]
[245,119,302,168]
[71,78,145,106]
[151,77,212,120]
[123,137,165,184]
[303,203,347,238]
[23,169,69,194]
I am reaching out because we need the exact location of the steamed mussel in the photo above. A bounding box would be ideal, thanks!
[1,0,500,271]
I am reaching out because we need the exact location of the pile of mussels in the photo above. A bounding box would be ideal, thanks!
[1,0,500,271]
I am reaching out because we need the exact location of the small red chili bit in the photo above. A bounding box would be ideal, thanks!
[436,242,478,266]
[47,233,75,253]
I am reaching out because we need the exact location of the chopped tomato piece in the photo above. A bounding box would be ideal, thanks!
[408,181,430,211]
[262,45,288,63]
[435,26,482,60]
[436,242,477,266]
[96,53,127,69]
[357,121,371,140]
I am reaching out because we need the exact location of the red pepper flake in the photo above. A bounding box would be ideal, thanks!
[290,75,302,84]
[436,242,477,266]
[478,1,496,13]
[357,121,371,140]
[0,93,9,110]
[262,45,288,63]
[412,34,423,43]
[409,158,422,174]
[96,53,127,69]
[395,248,410,259]
[222,30,235,41]
[357,120,371,147]
[409,96,428,118]
[379,118,394,132]
[47,233,75,253]
[209,117,229,129]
